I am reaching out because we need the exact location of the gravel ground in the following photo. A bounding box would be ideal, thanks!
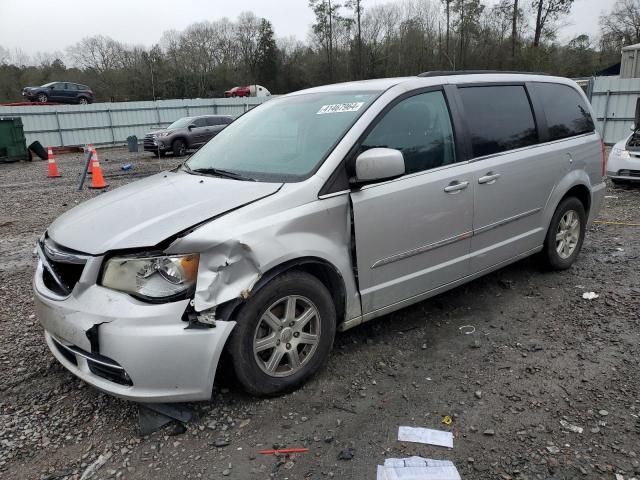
[1,148,639,480]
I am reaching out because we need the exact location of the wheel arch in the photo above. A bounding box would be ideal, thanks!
[542,168,594,235]
[172,136,188,149]
[215,256,347,328]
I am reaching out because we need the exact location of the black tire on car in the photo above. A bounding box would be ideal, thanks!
[37,93,48,103]
[227,271,336,396]
[172,139,186,157]
[542,197,586,270]
[78,97,89,105]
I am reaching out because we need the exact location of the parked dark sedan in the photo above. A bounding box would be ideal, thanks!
[22,82,95,104]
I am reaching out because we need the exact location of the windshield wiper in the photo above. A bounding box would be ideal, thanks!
[190,167,256,181]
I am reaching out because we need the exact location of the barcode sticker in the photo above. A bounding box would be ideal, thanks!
[317,102,364,114]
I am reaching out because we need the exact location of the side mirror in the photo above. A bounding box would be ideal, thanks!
[49,86,55,90]
[188,124,196,130]
[353,148,405,183]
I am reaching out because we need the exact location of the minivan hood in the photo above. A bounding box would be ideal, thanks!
[48,170,282,255]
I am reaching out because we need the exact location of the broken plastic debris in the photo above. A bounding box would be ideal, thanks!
[259,448,309,455]
[582,292,599,300]
[377,457,461,480]
[398,426,453,448]
[441,416,453,425]
[559,419,583,434]
[458,325,475,335]
[80,452,112,480]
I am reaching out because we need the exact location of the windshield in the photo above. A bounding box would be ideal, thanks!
[41,82,56,87]
[168,117,195,129]
[185,91,379,182]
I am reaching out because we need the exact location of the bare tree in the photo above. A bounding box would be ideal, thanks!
[346,0,364,78]
[531,0,574,48]
[600,0,640,51]
[236,11,262,82]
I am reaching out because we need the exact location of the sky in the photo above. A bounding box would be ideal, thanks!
[0,0,617,58]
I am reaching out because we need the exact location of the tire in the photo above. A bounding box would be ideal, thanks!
[78,97,89,105]
[542,197,586,270]
[232,93,237,98]
[37,93,48,103]
[172,139,186,157]
[227,271,336,396]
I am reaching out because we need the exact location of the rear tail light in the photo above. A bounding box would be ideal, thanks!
[601,140,607,177]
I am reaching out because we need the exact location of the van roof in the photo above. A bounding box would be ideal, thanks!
[291,71,574,96]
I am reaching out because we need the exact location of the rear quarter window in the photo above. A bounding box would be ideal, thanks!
[529,83,595,141]
[459,85,538,158]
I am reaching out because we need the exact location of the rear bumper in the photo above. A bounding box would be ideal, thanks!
[33,260,235,403]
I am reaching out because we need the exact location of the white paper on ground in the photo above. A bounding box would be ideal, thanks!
[384,457,456,468]
[377,457,461,480]
[397,426,454,448]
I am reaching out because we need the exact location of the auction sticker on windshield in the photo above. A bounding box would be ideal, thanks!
[317,102,365,114]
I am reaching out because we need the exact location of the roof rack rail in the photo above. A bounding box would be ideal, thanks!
[417,70,549,77]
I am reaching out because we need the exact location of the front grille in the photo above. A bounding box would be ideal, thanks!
[143,134,161,149]
[51,336,133,386]
[618,169,640,178]
[39,238,88,296]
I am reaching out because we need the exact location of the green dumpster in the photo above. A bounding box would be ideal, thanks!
[0,117,28,163]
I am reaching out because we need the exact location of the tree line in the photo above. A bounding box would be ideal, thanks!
[0,0,639,103]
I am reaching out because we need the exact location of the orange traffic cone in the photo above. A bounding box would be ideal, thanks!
[88,149,108,189]
[47,147,61,178]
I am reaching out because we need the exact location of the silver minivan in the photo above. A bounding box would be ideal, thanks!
[34,72,606,402]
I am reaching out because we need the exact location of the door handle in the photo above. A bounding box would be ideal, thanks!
[478,173,501,184]
[444,180,469,193]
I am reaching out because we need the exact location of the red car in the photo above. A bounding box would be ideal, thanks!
[225,86,251,98]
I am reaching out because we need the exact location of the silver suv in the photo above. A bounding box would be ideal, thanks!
[143,115,233,156]
[34,72,605,402]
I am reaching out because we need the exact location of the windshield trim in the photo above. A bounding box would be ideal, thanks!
[185,90,385,183]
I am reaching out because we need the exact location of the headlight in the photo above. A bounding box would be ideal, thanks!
[611,147,630,159]
[156,132,171,138]
[101,254,199,299]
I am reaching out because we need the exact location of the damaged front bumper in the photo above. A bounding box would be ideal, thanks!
[33,260,235,403]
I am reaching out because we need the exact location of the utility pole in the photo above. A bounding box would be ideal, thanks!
[328,0,334,81]
[511,0,518,61]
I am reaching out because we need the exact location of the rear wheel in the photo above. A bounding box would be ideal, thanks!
[78,97,89,105]
[37,93,48,103]
[542,197,586,270]
[227,271,336,396]
[172,139,186,157]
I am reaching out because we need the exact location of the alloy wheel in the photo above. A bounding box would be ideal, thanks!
[555,209,580,259]
[253,295,321,378]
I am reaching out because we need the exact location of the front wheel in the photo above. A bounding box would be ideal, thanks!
[542,197,586,270]
[37,93,48,103]
[78,97,89,105]
[172,139,186,157]
[227,271,336,396]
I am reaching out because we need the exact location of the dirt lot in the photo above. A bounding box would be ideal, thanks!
[1,148,639,480]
